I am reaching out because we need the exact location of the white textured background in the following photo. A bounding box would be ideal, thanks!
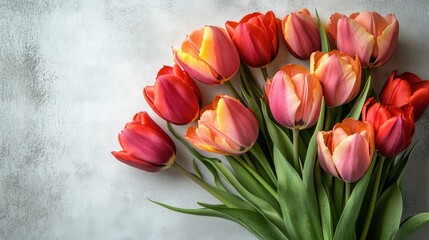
[1,0,428,239]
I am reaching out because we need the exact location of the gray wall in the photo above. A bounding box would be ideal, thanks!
[1,0,428,239]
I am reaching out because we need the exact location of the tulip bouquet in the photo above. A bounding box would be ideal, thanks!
[112,8,429,240]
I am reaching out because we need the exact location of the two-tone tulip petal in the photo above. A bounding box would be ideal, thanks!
[317,118,375,183]
[282,8,321,60]
[380,70,429,121]
[265,64,323,129]
[225,11,279,68]
[173,26,240,85]
[310,50,361,107]
[186,95,259,155]
[362,98,415,157]
[112,112,176,172]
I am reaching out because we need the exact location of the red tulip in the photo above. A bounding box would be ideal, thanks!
[225,11,279,68]
[362,98,415,157]
[144,64,202,125]
[112,112,176,172]
[173,26,240,85]
[186,95,259,155]
[317,118,375,183]
[265,64,323,129]
[329,11,399,68]
[380,70,429,121]
[282,8,321,60]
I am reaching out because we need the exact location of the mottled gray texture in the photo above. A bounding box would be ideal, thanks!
[0,0,428,239]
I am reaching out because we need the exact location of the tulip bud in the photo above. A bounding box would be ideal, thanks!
[173,26,240,85]
[329,11,399,68]
[362,98,415,157]
[317,118,375,183]
[380,70,429,121]
[144,64,203,125]
[282,8,321,60]
[310,50,361,107]
[112,112,176,172]
[186,95,259,155]
[225,11,279,68]
[265,64,323,129]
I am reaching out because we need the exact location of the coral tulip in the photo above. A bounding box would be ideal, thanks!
[282,8,321,60]
[317,118,375,183]
[362,98,415,157]
[380,70,429,121]
[112,112,176,172]
[225,11,279,68]
[265,64,323,129]
[310,50,361,107]
[186,95,259,155]
[329,11,399,68]
[144,64,203,125]
[173,25,240,85]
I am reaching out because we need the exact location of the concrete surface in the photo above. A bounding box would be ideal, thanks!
[1,0,428,239]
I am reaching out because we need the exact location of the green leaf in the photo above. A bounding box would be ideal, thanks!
[315,165,334,240]
[394,212,429,240]
[274,146,323,240]
[192,159,202,179]
[333,157,376,240]
[315,9,330,52]
[367,184,403,240]
[386,142,417,187]
[346,75,372,120]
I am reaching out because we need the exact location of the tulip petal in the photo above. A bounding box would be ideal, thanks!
[372,20,399,67]
[112,151,166,172]
[376,117,415,157]
[317,132,340,178]
[409,84,429,120]
[174,50,220,85]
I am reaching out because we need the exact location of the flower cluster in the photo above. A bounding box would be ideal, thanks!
[113,8,429,240]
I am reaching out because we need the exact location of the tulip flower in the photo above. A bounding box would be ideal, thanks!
[144,64,203,125]
[310,50,361,107]
[225,11,279,68]
[281,8,321,60]
[317,118,375,183]
[112,112,176,172]
[265,64,323,129]
[329,11,399,68]
[173,25,240,85]
[186,95,258,155]
[362,98,415,157]
[380,70,429,121]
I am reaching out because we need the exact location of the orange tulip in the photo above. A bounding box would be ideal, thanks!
[186,95,259,155]
[282,8,321,60]
[380,71,429,121]
[144,64,202,125]
[362,98,415,157]
[265,64,323,129]
[317,118,375,183]
[310,50,361,107]
[112,112,176,172]
[173,26,240,85]
[329,11,399,68]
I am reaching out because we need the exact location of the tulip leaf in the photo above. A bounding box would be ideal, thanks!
[346,75,372,120]
[367,184,403,240]
[193,158,202,179]
[393,212,429,240]
[333,156,376,240]
[273,146,323,240]
[386,142,417,187]
[315,166,334,240]
[316,9,330,52]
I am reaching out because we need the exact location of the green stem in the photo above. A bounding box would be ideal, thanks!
[242,153,256,170]
[225,81,244,103]
[345,182,351,206]
[324,107,333,130]
[359,156,385,240]
[292,128,301,174]
[261,67,269,80]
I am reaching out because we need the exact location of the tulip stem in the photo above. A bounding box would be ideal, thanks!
[359,156,385,240]
[225,81,245,103]
[345,182,351,205]
[261,67,268,80]
[292,128,301,174]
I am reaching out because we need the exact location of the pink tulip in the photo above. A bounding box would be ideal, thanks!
[265,64,323,129]
[112,112,176,172]
[329,11,399,68]
[317,118,375,183]
[225,11,279,68]
[282,8,321,60]
[380,71,429,121]
[310,50,361,107]
[173,26,240,85]
[144,64,202,125]
[186,95,259,155]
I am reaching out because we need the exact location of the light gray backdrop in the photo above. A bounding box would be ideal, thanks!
[1,0,428,239]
